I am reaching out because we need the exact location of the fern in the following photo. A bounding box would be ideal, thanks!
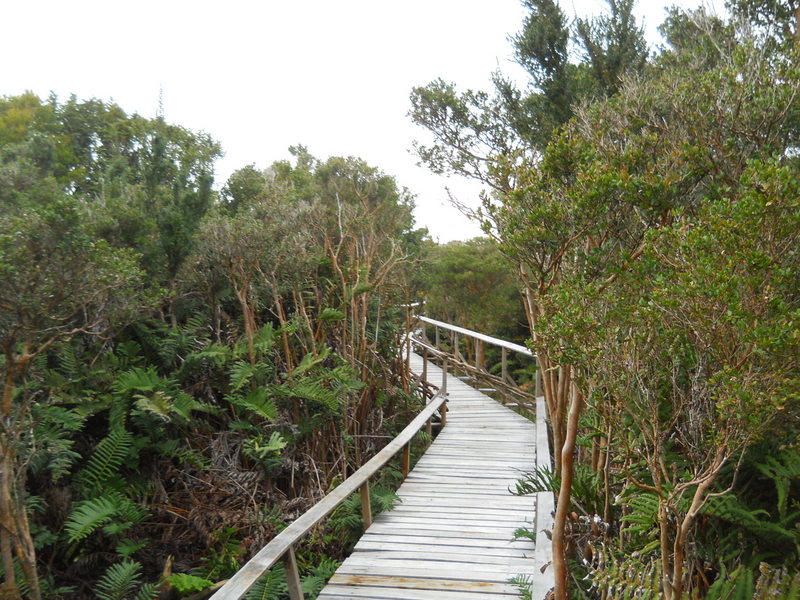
[28,404,85,480]
[253,323,276,355]
[244,564,288,600]
[65,496,124,542]
[64,492,148,543]
[618,491,661,552]
[166,573,214,595]
[179,342,233,378]
[301,557,340,598]
[706,565,754,600]
[229,388,278,421]
[292,348,330,377]
[113,367,164,395]
[230,360,258,391]
[318,308,345,321]
[243,432,287,461]
[75,429,133,491]
[514,465,558,495]
[702,494,800,549]
[133,391,173,421]
[588,544,662,599]
[114,341,143,369]
[509,575,534,600]
[288,378,338,411]
[94,559,157,600]
[58,343,81,378]
[753,449,800,518]
[115,538,147,560]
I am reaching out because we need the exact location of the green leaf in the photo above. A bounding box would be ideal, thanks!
[166,573,214,594]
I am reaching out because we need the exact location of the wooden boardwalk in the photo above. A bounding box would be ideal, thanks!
[317,353,553,599]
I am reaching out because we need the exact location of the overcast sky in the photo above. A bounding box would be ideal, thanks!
[3,0,719,242]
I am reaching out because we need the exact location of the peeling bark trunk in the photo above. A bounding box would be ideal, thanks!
[552,381,583,600]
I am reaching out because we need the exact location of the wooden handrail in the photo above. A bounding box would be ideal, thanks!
[211,365,448,599]
[415,315,535,357]
[410,315,543,403]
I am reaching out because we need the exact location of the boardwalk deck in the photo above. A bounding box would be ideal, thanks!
[317,353,553,600]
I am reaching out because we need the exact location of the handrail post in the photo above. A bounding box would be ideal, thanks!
[435,326,440,351]
[360,481,372,529]
[501,347,508,384]
[284,546,304,600]
[422,347,428,384]
[441,358,448,397]
[402,443,411,478]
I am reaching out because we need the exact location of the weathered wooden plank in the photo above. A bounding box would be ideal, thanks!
[359,533,536,553]
[318,584,518,599]
[328,573,521,595]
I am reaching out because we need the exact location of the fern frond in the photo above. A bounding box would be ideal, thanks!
[229,388,278,421]
[301,557,340,597]
[58,343,80,378]
[253,323,276,355]
[133,391,173,421]
[115,538,147,560]
[588,544,661,599]
[94,559,143,600]
[290,378,338,411]
[702,494,800,546]
[292,348,330,377]
[76,429,133,491]
[706,565,754,600]
[319,308,345,322]
[753,450,800,518]
[514,466,558,495]
[166,573,214,595]
[243,432,287,461]
[113,367,163,395]
[230,360,257,391]
[133,584,158,600]
[114,341,143,369]
[64,492,148,543]
[65,496,119,543]
[244,564,288,600]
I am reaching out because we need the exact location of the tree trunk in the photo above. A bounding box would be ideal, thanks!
[0,354,41,599]
[552,380,583,600]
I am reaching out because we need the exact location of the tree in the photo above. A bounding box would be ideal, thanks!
[423,237,523,336]
[492,9,800,597]
[0,187,145,598]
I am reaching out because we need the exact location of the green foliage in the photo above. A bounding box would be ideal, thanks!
[196,527,246,581]
[64,492,148,543]
[330,486,399,548]
[301,557,340,598]
[75,429,133,492]
[243,564,288,600]
[94,560,157,600]
[587,544,661,599]
[423,237,524,337]
[166,573,214,595]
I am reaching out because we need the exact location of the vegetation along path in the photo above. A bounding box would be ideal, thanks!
[316,353,554,599]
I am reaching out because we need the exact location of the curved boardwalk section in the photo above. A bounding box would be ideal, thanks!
[317,353,553,599]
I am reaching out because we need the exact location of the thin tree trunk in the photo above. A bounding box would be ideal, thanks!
[552,380,583,600]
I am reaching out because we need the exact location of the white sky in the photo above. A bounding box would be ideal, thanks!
[2,0,718,242]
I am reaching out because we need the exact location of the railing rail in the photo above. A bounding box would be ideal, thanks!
[411,315,543,401]
[416,315,534,357]
[210,360,449,600]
